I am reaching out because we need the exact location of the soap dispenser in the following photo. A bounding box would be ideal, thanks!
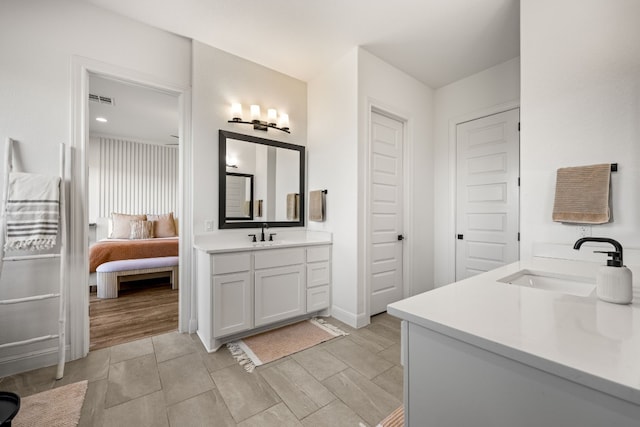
[573,237,633,304]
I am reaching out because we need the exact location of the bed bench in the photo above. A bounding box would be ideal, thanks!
[96,256,179,299]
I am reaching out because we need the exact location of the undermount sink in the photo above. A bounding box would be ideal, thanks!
[252,240,287,247]
[498,269,596,297]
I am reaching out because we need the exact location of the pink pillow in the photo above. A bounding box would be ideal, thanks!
[147,212,177,238]
[110,213,146,239]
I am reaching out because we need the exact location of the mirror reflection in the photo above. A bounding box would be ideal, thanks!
[225,172,254,220]
[219,130,305,229]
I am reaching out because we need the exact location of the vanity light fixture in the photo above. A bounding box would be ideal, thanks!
[228,103,291,134]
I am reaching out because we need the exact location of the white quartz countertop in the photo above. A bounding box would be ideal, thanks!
[193,230,332,253]
[388,257,640,405]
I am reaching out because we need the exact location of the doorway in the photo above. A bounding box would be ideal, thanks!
[69,56,192,360]
[369,111,405,315]
[87,75,180,350]
[455,108,520,280]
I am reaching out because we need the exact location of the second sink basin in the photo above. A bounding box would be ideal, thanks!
[498,269,596,297]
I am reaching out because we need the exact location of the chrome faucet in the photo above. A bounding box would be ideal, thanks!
[260,223,269,242]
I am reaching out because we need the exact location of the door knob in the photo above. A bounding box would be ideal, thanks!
[397,235,404,241]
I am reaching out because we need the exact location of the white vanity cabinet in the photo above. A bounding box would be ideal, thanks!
[195,242,332,352]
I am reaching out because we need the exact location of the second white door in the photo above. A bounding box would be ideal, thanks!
[370,111,404,315]
[456,108,520,280]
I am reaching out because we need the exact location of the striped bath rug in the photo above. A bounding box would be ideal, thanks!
[227,318,347,372]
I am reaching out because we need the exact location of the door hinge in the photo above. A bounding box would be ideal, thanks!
[518,122,520,131]
[518,177,520,186]
[518,232,520,241]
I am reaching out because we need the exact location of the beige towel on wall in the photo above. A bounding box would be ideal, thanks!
[254,199,263,218]
[286,193,299,220]
[552,163,611,224]
[309,190,325,222]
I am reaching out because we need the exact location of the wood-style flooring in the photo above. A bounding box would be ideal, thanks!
[89,280,178,351]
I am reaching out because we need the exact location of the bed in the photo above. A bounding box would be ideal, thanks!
[89,237,179,273]
[88,214,180,287]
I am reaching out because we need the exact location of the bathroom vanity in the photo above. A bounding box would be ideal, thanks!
[194,231,332,352]
[389,257,640,427]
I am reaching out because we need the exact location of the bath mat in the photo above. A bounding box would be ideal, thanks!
[227,318,347,372]
[13,380,87,427]
[377,405,404,427]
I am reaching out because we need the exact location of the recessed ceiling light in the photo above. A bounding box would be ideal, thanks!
[96,117,107,123]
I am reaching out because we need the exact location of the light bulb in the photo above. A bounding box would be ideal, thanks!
[231,103,242,121]
[250,105,261,123]
[267,109,277,126]
[279,113,289,130]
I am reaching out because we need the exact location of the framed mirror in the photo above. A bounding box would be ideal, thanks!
[219,130,305,229]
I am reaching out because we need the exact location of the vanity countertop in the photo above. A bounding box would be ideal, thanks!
[194,230,332,254]
[388,257,640,405]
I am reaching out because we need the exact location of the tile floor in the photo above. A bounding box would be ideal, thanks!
[0,313,403,426]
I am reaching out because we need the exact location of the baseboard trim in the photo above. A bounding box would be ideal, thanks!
[330,306,370,329]
[330,305,357,328]
[0,344,70,377]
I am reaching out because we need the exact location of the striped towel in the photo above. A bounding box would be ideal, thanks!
[5,172,60,251]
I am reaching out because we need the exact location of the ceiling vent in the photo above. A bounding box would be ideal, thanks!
[89,93,115,106]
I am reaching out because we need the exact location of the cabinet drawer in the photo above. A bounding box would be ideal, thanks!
[307,245,330,263]
[211,253,251,275]
[307,261,330,288]
[307,285,330,312]
[254,248,304,269]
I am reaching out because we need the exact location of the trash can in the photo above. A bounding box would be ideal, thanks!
[0,392,20,427]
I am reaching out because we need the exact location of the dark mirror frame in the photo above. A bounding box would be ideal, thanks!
[219,129,305,229]
[225,172,254,220]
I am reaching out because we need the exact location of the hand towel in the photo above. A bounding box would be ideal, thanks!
[552,163,611,224]
[5,172,60,251]
[286,193,299,220]
[309,190,325,222]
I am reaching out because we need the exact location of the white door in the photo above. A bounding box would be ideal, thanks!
[456,108,520,280]
[370,111,404,315]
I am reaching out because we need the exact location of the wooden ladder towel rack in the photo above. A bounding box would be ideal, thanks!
[0,137,68,380]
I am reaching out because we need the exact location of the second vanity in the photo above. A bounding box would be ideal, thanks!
[389,256,640,426]
[194,231,332,352]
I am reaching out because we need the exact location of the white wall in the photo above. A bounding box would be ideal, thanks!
[191,41,307,235]
[307,49,359,325]
[308,48,433,327]
[88,137,179,221]
[520,0,640,260]
[0,0,190,375]
[433,58,521,287]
